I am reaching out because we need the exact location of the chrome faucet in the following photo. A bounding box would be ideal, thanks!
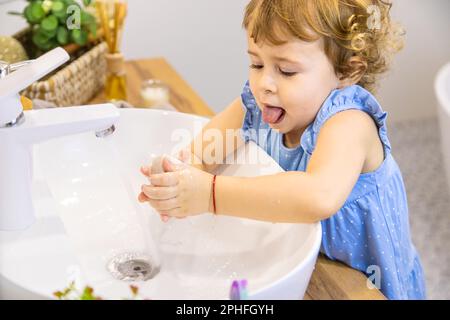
[0,47,120,230]
[0,60,35,79]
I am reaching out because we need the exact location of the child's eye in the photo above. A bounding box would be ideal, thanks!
[279,68,297,77]
[249,64,263,70]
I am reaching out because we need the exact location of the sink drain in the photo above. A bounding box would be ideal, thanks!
[107,252,159,281]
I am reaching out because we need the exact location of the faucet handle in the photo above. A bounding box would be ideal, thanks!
[0,61,8,79]
[0,47,69,127]
[0,60,36,79]
[0,47,69,100]
[0,60,35,79]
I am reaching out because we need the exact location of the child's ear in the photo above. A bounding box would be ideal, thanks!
[337,56,368,88]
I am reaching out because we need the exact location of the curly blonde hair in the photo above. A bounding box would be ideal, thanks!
[243,0,404,93]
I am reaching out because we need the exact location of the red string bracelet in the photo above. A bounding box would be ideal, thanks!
[212,175,217,214]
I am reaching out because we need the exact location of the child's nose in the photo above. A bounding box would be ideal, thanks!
[258,72,277,95]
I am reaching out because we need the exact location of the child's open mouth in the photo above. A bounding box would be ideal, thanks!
[262,105,286,125]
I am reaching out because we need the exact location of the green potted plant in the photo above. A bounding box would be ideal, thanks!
[4,0,109,107]
[9,0,97,58]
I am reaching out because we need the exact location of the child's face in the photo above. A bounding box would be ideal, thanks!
[247,31,341,134]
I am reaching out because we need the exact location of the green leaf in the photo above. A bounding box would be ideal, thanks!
[47,38,58,51]
[70,29,88,46]
[30,2,45,21]
[80,286,95,300]
[41,15,59,32]
[56,27,69,45]
[51,1,66,18]
[83,0,92,6]
[32,29,49,45]
[33,35,52,51]
[23,5,34,23]
[57,14,68,24]
[42,0,53,13]
[88,22,97,38]
[80,11,94,26]
[32,25,58,51]
[62,0,77,6]
[40,27,58,38]
[23,3,45,24]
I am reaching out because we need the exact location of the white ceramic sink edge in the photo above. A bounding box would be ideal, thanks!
[0,108,321,300]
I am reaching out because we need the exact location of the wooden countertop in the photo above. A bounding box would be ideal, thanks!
[89,57,386,300]
[89,58,214,117]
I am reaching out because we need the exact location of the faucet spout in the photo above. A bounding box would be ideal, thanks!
[0,104,120,230]
[13,104,119,144]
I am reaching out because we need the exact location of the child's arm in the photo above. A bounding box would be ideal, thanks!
[142,110,376,224]
[182,97,246,173]
[213,110,375,223]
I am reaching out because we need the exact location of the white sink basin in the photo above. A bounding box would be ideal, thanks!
[0,108,321,300]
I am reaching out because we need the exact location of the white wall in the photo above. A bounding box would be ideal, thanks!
[121,0,249,111]
[0,0,27,34]
[377,0,450,122]
[2,0,449,122]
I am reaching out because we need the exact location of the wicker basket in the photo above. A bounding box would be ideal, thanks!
[13,29,108,107]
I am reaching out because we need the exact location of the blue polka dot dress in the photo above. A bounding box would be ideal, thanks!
[239,81,426,300]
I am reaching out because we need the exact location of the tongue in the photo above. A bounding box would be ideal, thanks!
[262,106,284,124]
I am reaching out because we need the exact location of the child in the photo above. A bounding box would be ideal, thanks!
[138,0,426,300]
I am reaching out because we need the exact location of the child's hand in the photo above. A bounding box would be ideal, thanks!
[176,148,206,171]
[138,156,214,222]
